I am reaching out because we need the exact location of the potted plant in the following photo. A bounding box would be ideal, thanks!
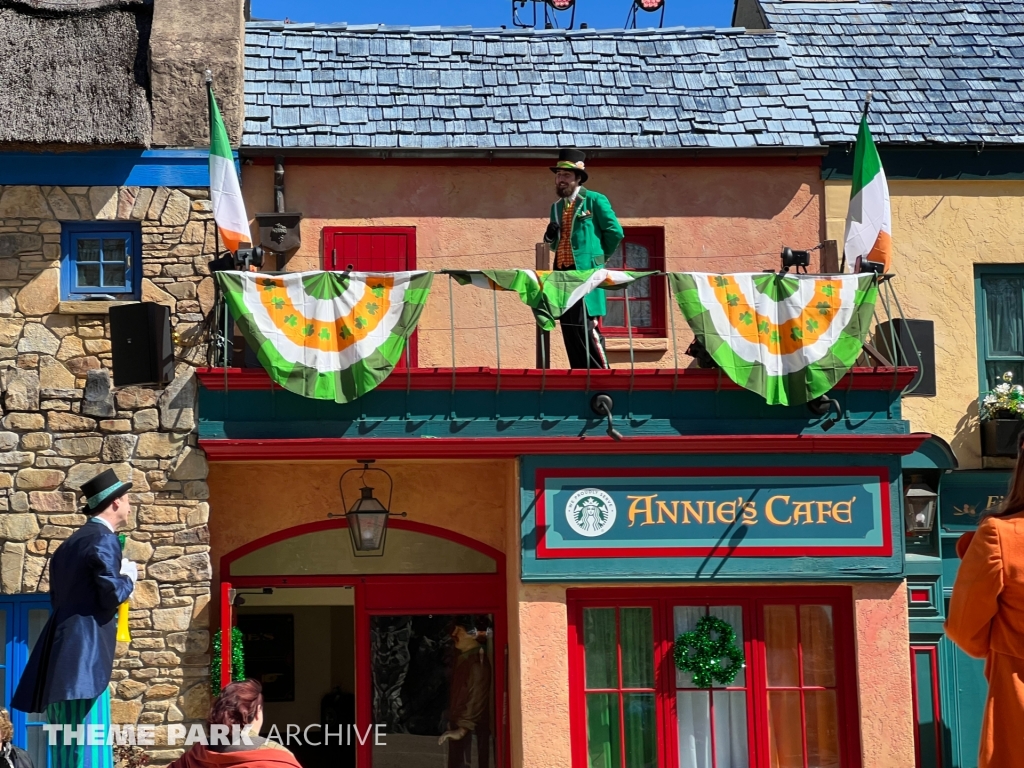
[980,371,1024,457]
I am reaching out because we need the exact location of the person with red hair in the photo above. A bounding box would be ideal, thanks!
[946,432,1024,767]
[168,681,300,768]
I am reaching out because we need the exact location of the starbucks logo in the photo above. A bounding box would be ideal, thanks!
[565,488,617,537]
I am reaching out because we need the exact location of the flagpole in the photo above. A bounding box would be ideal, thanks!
[861,90,873,121]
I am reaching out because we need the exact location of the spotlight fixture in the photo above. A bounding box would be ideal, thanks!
[626,0,666,28]
[590,393,623,441]
[780,246,811,275]
[807,395,843,431]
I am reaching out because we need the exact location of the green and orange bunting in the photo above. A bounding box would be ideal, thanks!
[670,272,879,406]
[216,270,433,402]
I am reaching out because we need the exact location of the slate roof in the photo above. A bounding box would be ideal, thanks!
[242,22,821,150]
[759,0,1024,145]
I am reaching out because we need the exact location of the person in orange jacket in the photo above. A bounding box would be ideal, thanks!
[946,432,1024,767]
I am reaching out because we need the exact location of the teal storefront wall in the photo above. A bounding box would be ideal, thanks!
[907,469,1011,768]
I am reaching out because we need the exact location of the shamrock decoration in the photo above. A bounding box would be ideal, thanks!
[673,615,745,688]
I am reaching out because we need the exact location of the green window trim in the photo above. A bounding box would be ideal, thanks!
[974,265,1024,395]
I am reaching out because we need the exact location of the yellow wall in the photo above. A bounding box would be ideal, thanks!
[242,161,823,370]
[825,179,1024,468]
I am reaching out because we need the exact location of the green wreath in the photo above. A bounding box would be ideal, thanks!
[210,627,246,696]
[673,615,745,688]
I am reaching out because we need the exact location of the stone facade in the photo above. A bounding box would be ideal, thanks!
[0,184,214,760]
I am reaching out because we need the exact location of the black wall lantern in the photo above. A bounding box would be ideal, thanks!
[330,460,406,556]
[904,474,938,536]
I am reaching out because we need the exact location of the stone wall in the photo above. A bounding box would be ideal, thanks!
[0,184,214,759]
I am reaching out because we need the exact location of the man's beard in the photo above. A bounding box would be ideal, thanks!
[556,184,574,198]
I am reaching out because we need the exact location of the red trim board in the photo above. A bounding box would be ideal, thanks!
[535,466,893,559]
[200,434,929,461]
[197,366,918,392]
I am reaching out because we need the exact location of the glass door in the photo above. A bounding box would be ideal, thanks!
[370,614,495,768]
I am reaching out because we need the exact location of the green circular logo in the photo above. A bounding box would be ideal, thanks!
[565,488,616,537]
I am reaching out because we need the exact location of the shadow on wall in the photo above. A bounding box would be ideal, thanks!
[953,399,981,465]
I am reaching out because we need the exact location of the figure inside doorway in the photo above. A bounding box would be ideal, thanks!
[438,616,492,768]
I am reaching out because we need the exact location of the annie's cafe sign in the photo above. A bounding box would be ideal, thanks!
[534,468,892,559]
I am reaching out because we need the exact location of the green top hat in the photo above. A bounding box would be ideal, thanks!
[550,148,589,184]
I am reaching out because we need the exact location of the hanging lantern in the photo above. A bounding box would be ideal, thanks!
[904,474,938,536]
[331,460,406,556]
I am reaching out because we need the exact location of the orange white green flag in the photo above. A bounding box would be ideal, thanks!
[669,272,878,406]
[207,81,250,253]
[843,114,892,273]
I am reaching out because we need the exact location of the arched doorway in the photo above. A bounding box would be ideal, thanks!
[220,519,507,768]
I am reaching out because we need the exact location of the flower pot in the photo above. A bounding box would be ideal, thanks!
[981,419,1024,457]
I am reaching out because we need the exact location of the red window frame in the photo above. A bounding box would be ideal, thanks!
[601,227,666,339]
[322,226,419,368]
[567,586,862,768]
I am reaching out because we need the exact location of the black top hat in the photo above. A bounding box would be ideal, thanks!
[550,148,589,184]
[80,468,132,515]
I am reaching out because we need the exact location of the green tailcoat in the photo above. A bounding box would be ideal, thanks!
[548,188,625,317]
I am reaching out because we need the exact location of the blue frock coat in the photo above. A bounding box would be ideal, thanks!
[12,519,134,712]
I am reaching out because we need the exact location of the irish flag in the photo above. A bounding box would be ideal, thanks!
[208,84,250,253]
[843,114,892,273]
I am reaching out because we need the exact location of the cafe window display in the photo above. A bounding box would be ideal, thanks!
[568,588,858,768]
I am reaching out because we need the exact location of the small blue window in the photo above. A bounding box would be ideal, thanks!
[60,223,141,300]
[975,265,1024,392]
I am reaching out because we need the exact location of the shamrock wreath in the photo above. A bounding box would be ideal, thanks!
[673,615,746,688]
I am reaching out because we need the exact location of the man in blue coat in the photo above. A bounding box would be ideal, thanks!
[13,469,137,768]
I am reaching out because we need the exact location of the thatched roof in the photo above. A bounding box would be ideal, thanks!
[0,4,152,146]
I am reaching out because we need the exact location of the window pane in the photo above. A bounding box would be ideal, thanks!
[767,691,804,768]
[627,279,650,299]
[986,361,1024,392]
[713,690,749,768]
[708,606,745,688]
[764,605,799,687]
[676,691,711,768]
[620,608,653,689]
[76,239,100,261]
[801,605,836,687]
[627,301,652,328]
[605,301,625,328]
[28,608,49,650]
[623,693,656,768]
[76,263,100,287]
[102,264,127,287]
[606,244,625,269]
[624,242,650,270]
[805,690,841,768]
[674,606,707,689]
[584,608,618,689]
[586,693,621,768]
[102,238,127,264]
[983,276,1024,355]
[27,725,47,768]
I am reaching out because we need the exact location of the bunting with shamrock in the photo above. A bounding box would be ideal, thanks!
[216,270,433,402]
[446,269,656,331]
[669,272,878,405]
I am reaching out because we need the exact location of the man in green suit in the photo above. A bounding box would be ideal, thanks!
[543,148,624,369]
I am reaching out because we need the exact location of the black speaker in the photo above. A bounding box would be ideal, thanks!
[876,319,935,397]
[110,303,174,387]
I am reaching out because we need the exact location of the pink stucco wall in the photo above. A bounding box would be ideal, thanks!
[852,581,916,768]
[241,160,823,369]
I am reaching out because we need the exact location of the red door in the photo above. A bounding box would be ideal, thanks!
[323,227,419,368]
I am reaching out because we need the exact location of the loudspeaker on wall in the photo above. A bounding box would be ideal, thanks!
[876,319,935,397]
[109,302,174,387]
